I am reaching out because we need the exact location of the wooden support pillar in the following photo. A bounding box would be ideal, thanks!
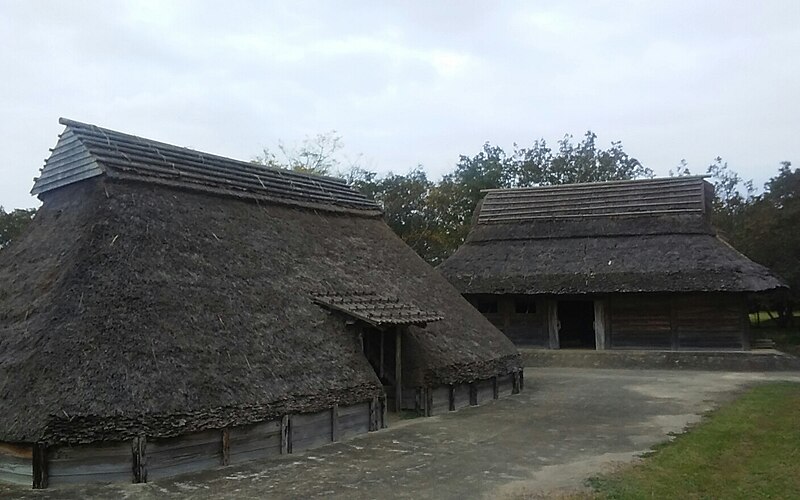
[469,383,478,406]
[425,387,433,417]
[448,385,455,411]
[395,327,402,412]
[331,404,339,442]
[369,396,379,431]
[547,300,560,349]
[132,435,147,484]
[594,300,607,350]
[32,442,48,489]
[221,429,230,466]
[380,394,388,428]
[280,415,291,454]
[492,376,499,399]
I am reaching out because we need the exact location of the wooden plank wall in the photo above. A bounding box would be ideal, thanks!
[497,374,515,397]
[674,296,744,349]
[428,386,451,416]
[1,383,526,489]
[228,420,281,465]
[467,295,549,346]
[4,401,381,488]
[452,383,471,410]
[47,442,131,486]
[291,410,333,453]
[609,294,746,350]
[147,430,222,481]
[609,296,672,349]
[338,403,370,441]
[475,379,495,405]
[0,443,32,486]
[400,387,420,412]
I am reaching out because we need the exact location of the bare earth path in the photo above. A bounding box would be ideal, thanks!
[6,368,800,499]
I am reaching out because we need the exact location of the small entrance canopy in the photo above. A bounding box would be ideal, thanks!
[312,291,444,328]
[313,291,443,411]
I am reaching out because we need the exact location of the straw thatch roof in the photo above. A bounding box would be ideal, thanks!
[440,177,786,295]
[0,120,519,445]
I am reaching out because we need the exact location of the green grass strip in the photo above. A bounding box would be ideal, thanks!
[590,382,800,499]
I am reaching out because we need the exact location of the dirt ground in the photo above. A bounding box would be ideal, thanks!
[6,368,800,499]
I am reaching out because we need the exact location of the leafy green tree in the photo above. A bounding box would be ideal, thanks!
[354,167,454,264]
[0,207,36,250]
[423,131,649,262]
[737,163,799,323]
[253,130,647,265]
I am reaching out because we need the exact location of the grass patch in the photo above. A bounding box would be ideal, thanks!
[589,382,800,499]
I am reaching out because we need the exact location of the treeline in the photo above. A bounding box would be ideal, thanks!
[703,160,799,321]
[351,132,651,264]
[260,130,796,319]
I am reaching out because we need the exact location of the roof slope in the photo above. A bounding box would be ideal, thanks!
[312,292,445,327]
[440,177,785,295]
[0,123,518,445]
[31,118,381,215]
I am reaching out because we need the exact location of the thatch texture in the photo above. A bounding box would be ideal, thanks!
[0,123,519,446]
[440,178,785,295]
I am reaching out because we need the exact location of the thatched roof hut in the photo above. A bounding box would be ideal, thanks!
[0,119,519,487]
[439,177,785,350]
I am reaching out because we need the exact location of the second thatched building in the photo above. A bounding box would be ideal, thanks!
[439,176,785,350]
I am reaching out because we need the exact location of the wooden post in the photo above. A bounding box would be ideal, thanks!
[132,435,147,484]
[425,387,433,417]
[469,383,478,406]
[331,404,339,442]
[32,442,48,489]
[492,376,499,399]
[547,300,560,349]
[448,385,455,411]
[280,415,291,454]
[395,328,402,412]
[594,300,606,350]
[380,394,388,428]
[221,429,230,466]
[369,396,380,431]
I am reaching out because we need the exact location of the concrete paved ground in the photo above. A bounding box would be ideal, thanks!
[7,368,800,499]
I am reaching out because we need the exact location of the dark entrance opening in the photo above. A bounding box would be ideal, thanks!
[361,327,402,411]
[558,300,595,349]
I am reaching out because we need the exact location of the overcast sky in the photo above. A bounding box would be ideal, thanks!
[1,1,798,208]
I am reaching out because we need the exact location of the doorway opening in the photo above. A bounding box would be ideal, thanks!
[558,300,595,349]
[360,327,402,411]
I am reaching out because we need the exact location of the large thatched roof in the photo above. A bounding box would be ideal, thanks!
[440,177,785,295]
[0,120,519,445]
